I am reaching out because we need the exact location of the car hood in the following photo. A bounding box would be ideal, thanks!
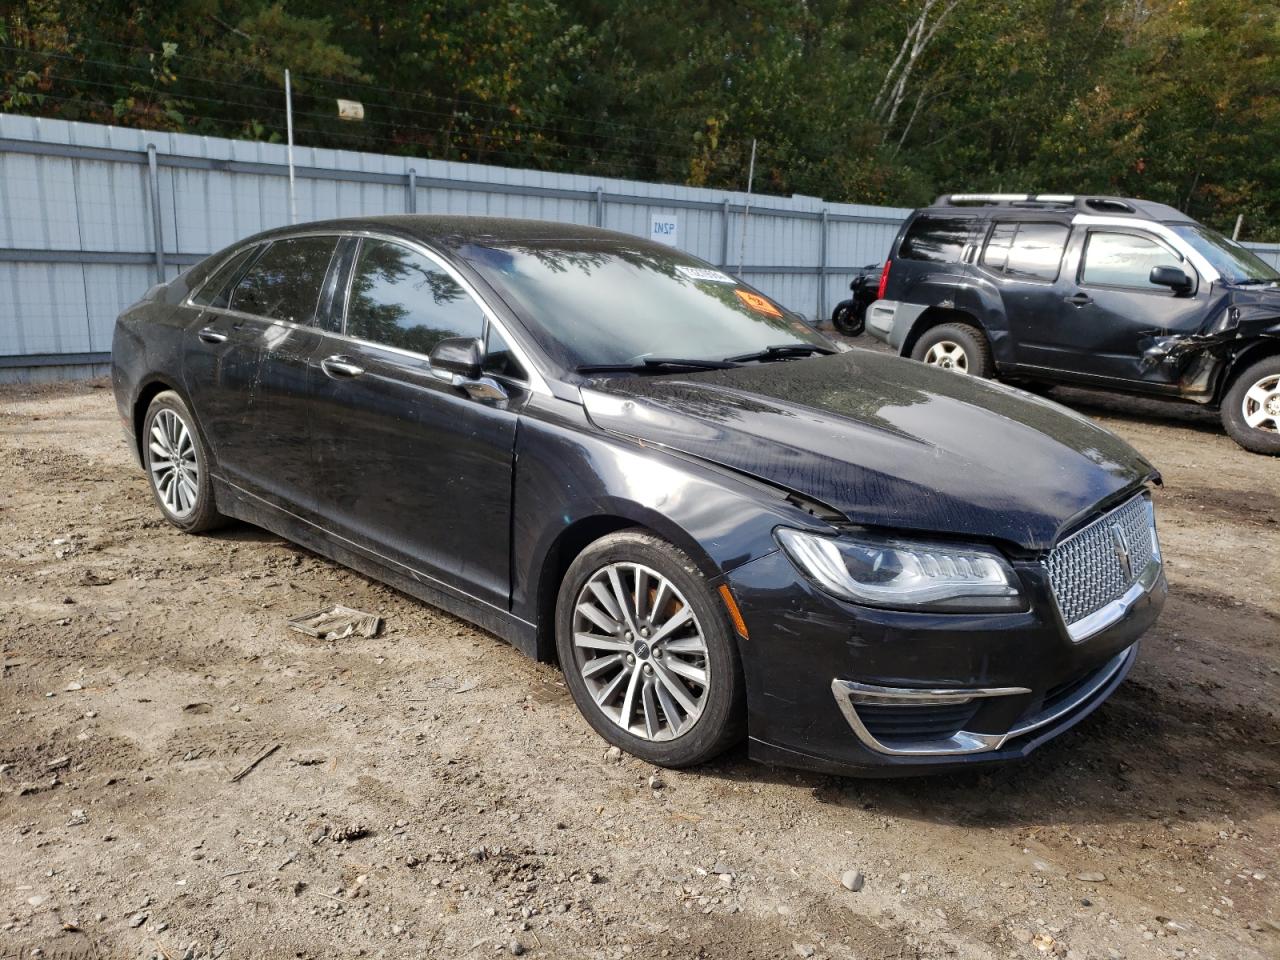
[579,350,1155,552]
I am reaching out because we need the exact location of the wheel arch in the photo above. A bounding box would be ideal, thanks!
[131,375,187,466]
[531,507,723,665]
[1215,335,1280,405]
[900,306,987,358]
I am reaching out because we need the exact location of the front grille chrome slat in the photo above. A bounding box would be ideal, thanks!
[1045,494,1160,640]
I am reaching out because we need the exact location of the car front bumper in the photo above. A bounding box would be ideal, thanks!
[724,548,1166,777]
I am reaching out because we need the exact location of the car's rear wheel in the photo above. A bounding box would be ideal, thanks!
[910,322,993,378]
[1221,356,1280,455]
[142,390,226,532]
[555,530,745,767]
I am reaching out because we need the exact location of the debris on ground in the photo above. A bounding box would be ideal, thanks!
[228,743,281,783]
[287,605,382,640]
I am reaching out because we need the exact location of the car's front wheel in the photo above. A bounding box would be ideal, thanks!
[1221,356,1280,455]
[142,390,226,532]
[555,530,745,767]
[910,322,993,377]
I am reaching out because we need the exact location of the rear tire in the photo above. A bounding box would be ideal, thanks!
[141,390,227,533]
[1221,356,1280,455]
[555,530,745,768]
[910,322,994,378]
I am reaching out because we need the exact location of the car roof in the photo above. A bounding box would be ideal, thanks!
[919,194,1196,224]
[238,215,643,251]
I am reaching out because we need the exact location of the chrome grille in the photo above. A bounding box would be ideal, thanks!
[1045,494,1158,629]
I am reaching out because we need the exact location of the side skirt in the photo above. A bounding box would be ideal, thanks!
[213,478,539,659]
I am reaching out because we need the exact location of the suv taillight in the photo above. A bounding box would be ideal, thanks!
[876,260,891,300]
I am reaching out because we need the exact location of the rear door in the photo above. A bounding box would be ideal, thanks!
[976,219,1073,367]
[182,235,341,513]
[307,236,526,608]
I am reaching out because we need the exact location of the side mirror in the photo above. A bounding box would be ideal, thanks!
[429,337,483,380]
[429,336,509,403]
[1150,265,1193,293]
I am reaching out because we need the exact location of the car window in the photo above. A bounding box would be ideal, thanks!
[228,236,337,323]
[981,222,1068,281]
[191,246,259,308]
[482,324,527,381]
[899,216,974,263]
[1081,232,1183,289]
[345,239,486,354]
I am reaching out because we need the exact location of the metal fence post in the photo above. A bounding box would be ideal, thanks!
[595,187,605,227]
[146,144,165,283]
[817,208,829,322]
[720,199,731,269]
[407,169,417,213]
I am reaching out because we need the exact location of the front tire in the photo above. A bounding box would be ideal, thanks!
[555,530,745,768]
[910,322,994,378]
[141,390,226,532]
[1221,356,1280,455]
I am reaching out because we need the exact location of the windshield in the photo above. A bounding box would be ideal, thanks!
[1169,224,1280,284]
[456,239,832,369]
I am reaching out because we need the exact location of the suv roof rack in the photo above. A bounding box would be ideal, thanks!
[934,194,1139,214]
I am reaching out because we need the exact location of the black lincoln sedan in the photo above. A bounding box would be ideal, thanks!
[112,216,1167,775]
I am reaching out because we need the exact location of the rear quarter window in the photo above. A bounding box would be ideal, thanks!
[898,216,976,263]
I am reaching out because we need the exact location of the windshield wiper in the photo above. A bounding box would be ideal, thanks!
[726,343,836,363]
[1232,278,1280,286]
[576,357,741,374]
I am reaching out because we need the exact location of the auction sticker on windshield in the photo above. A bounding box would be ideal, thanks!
[676,265,736,284]
[735,289,783,317]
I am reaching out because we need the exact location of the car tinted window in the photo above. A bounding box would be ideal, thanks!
[1081,232,1182,289]
[345,239,486,353]
[192,246,258,308]
[980,223,1017,271]
[982,222,1068,281]
[482,324,526,381]
[228,237,336,323]
[899,216,974,263]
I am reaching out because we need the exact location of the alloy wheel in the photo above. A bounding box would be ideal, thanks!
[922,340,969,372]
[1242,373,1280,434]
[148,408,200,519]
[570,562,710,741]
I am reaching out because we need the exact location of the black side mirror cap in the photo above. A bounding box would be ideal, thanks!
[1150,265,1193,292]
[429,337,483,380]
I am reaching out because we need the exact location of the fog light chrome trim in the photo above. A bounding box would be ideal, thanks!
[831,644,1136,757]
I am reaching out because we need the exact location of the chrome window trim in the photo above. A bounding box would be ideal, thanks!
[831,643,1136,757]
[1071,214,1220,284]
[183,228,552,397]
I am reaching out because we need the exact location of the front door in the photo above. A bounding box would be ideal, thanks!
[306,236,522,608]
[182,235,341,515]
[1021,228,1206,384]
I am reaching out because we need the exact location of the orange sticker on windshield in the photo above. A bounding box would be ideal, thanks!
[735,289,782,318]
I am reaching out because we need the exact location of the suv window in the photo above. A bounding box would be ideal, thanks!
[1081,231,1183,289]
[228,237,337,323]
[899,216,974,263]
[981,222,1069,281]
[192,246,259,308]
[346,239,486,354]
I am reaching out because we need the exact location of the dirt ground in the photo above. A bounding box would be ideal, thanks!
[1,365,1277,960]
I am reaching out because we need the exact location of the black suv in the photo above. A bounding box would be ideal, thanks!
[865,194,1280,454]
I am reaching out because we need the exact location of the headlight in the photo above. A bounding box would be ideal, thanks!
[775,528,1025,612]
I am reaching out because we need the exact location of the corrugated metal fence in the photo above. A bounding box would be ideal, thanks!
[0,114,912,382]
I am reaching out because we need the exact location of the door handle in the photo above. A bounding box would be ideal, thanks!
[197,327,228,344]
[1064,293,1093,307]
[321,355,365,379]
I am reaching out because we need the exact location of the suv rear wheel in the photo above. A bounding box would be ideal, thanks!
[1221,356,1280,455]
[911,322,994,378]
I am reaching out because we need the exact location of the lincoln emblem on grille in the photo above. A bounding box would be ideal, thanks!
[1110,523,1133,580]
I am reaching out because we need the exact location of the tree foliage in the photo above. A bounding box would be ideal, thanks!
[2,0,1277,236]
